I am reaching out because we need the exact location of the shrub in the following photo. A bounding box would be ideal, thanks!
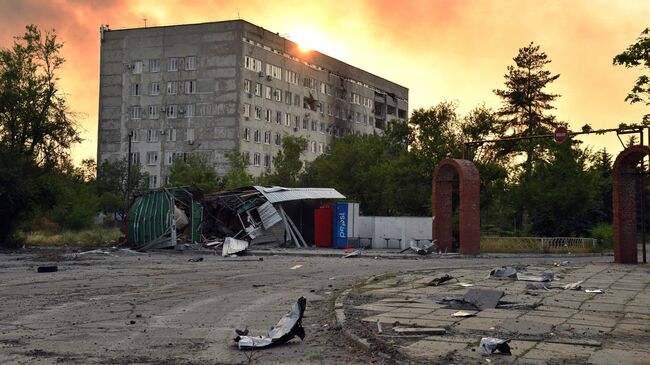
[591,223,613,250]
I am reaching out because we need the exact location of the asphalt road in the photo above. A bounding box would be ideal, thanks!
[0,249,612,364]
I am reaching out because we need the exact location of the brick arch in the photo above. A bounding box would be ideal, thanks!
[432,159,480,254]
[613,145,650,264]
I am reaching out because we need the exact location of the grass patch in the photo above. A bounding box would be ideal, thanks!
[21,227,122,248]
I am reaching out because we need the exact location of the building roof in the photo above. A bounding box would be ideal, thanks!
[253,186,345,203]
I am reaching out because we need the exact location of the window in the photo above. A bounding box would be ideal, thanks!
[254,130,261,143]
[285,70,299,85]
[363,114,368,124]
[253,152,261,166]
[185,56,196,70]
[149,175,158,189]
[310,141,316,153]
[254,83,262,97]
[166,128,177,142]
[265,64,282,79]
[363,97,372,109]
[244,127,251,141]
[168,57,178,71]
[254,106,262,120]
[244,79,251,93]
[132,83,140,96]
[265,109,272,122]
[130,152,140,164]
[285,113,291,127]
[356,112,361,123]
[147,129,158,142]
[294,94,300,106]
[275,111,282,124]
[186,128,195,142]
[130,129,139,142]
[327,103,333,116]
[322,83,332,96]
[302,117,308,129]
[320,122,325,133]
[311,120,317,131]
[274,133,281,146]
[351,93,360,105]
[243,103,251,117]
[285,91,292,105]
[149,59,160,72]
[167,81,178,95]
[131,106,141,120]
[150,82,160,95]
[148,105,159,119]
[318,142,324,154]
[244,56,262,72]
[264,130,271,144]
[264,153,271,168]
[184,80,197,94]
[274,89,282,102]
[264,86,272,99]
[132,61,143,74]
[166,105,177,118]
[146,151,159,165]
[184,104,194,118]
[294,115,300,130]
[303,77,318,90]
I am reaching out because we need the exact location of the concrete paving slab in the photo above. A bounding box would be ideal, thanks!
[588,348,650,365]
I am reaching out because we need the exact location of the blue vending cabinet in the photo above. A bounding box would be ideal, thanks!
[333,202,348,248]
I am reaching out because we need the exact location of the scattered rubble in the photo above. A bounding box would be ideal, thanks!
[342,250,361,258]
[489,266,517,279]
[393,327,446,335]
[451,310,476,318]
[37,265,58,273]
[464,288,504,310]
[516,272,554,282]
[428,274,454,286]
[234,297,307,350]
[187,257,203,262]
[585,289,604,294]
[222,237,249,257]
[480,337,511,355]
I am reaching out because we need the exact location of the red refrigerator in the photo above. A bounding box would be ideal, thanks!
[314,204,333,247]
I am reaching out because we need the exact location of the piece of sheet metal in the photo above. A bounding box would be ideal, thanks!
[253,186,345,203]
[257,201,282,229]
[222,237,249,257]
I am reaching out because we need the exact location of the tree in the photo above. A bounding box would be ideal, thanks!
[258,135,308,187]
[0,25,80,247]
[168,154,221,192]
[494,42,560,172]
[614,28,650,123]
[222,151,253,189]
[96,159,148,221]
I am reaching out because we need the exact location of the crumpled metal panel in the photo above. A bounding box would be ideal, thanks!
[257,201,282,229]
[253,186,345,203]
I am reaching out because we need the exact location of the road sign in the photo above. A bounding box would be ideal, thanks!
[554,127,569,143]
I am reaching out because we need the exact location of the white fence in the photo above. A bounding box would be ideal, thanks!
[357,216,432,249]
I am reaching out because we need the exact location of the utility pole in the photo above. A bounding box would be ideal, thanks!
[126,131,133,209]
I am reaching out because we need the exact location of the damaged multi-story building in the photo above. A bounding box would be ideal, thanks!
[97,20,409,187]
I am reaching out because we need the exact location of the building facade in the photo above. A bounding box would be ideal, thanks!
[98,20,409,188]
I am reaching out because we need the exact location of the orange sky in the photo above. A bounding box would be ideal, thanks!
[0,0,648,164]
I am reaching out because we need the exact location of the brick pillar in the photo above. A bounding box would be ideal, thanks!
[432,159,480,255]
[613,145,650,264]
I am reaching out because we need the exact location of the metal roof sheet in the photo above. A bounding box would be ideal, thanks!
[253,186,345,203]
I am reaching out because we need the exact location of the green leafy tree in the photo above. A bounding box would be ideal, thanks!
[259,135,308,187]
[494,42,560,172]
[96,159,148,220]
[0,25,81,247]
[222,151,253,189]
[168,154,221,192]
[614,28,650,123]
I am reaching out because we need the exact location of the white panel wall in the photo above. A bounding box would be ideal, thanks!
[357,216,432,249]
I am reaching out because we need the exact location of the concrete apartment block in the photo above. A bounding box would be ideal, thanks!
[97,20,408,188]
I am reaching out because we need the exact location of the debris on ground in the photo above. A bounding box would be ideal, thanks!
[222,237,249,257]
[290,265,303,270]
[457,282,474,287]
[480,337,512,355]
[516,272,554,282]
[393,327,446,335]
[204,240,223,248]
[234,297,307,350]
[464,288,504,310]
[585,289,604,294]
[188,257,203,262]
[562,280,584,290]
[489,266,517,279]
[400,240,437,255]
[342,250,361,258]
[554,260,570,267]
[37,265,58,273]
[428,274,454,286]
[451,310,476,317]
